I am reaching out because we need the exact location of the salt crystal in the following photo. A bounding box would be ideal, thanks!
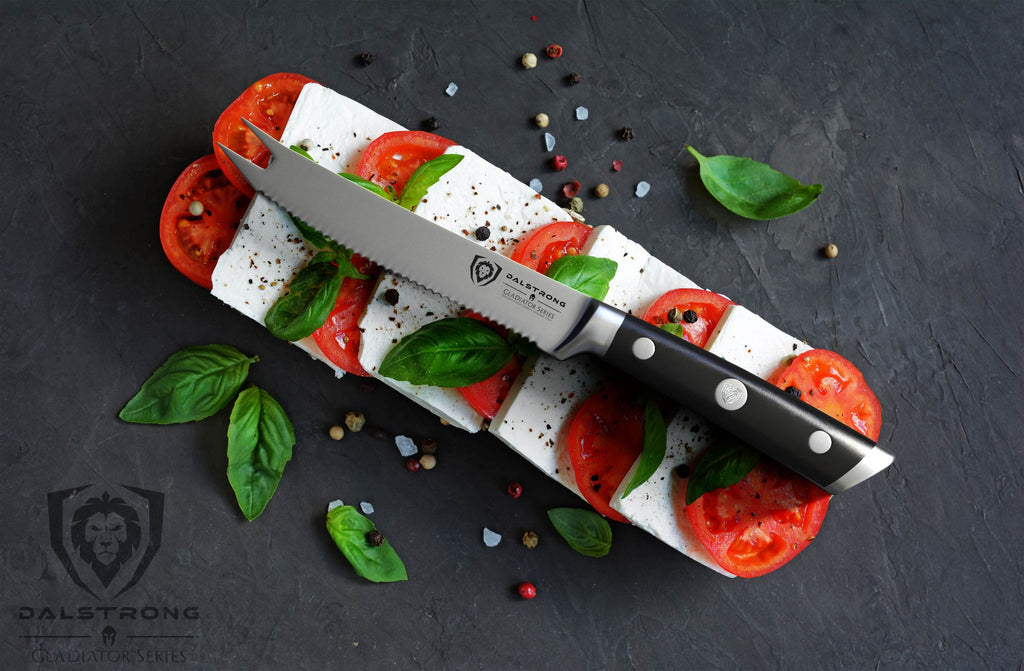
[575,106,589,121]
[445,82,458,96]
[529,178,543,193]
[360,501,375,515]
[327,499,344,512]
[635,181,651,198]
[482,528,502,547]
[395,435,418,457]
[544,132,555,151]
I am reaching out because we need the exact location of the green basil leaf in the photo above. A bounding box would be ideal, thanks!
[547,508,612,558]
[289,144,316,162]
[326,504,408,583]
[226,386,295,521]
[660,323,686,338]
[339,172,393,201]
[264,251,344,341]
[545,255,617,300]
[686,145,823,220]
[288,216,369,280]
[119,345,258,424]
[397,154,464,210]
[621,399,667,498]
[378,317,513,387]
[508,331,540,359]
[685,439,760,505]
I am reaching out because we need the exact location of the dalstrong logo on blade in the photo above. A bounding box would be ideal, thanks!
[48,484,164,600]
[469,255,502,287]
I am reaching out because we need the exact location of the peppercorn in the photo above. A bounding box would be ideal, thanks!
[552,154,568,171]
[366,530,385,546]
[567,72,582,86]
[522,531,539,549]
[545,44,563,58]
[569,197,583,213]
[507,482,523,499]
[328,425,345,441]
[345,411,366,432]
[423,116,442,131]
[358,51,374,66]
[667,307,684,323]
[475,226,491,241]
[521,52,538,69]
[383,288,400,306]
[419,454,437,470]
[824,243,839,258]
[674,463,691,479]
[420,437,438,454]
[405,456,421,472]
[785,386,802,399]
[682,309,698,324]
[594,183,609,198]
[620,126,635,140]
[517,582,537,599]
[534,112,549,128]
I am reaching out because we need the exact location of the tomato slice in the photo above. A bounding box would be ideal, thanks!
[312,255,379,376]
[454,312,523,419]
[213,73,317,197]
[642,288,736,349]
[356,131,457,194]
[682,457,830,578]
[159,155,251,289]
[771,349,883,441]
[566,386,647,523]
[509,221,592,274]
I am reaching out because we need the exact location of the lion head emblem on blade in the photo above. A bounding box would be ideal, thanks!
[470,255,502,287]
[69,492,141,587]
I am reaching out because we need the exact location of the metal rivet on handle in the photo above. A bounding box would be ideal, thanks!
[632,337,656,360]
[808,430,832,454]
[714,378,748,411]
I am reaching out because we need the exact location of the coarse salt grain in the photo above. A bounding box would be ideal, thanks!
[327,499,344,512]
[635,181,651,198]
[482,528,502,547]
[529,178,543,193]
[395,435,418,457]
[575,106,589,121]
[360,501,375,515]
[544,132,555,151]
[445,82,458,96]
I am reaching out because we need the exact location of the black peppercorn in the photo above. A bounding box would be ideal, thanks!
[674,463,691,479]
[620,126,635,140]
[358,51,374,66]
[423,116,442,131]
[383,288,400,306]
[475,226,490,241]
[785,386,802,399]
[420,438,438,454]
[366,530,385,546]
[567,72,582,85]
[682,309,698,324]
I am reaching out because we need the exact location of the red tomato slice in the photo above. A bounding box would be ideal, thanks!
[682,457,830,578]
[312,255,379,376]
[213,73,317,197]
[642,288,736,349]
[455,311,522,419]
[159,155,251,289]
[566,386,646,523]
[771,349,883,441]
[356,131,457,194]
[509,221,592,274]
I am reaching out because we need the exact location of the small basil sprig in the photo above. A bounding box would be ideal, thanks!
[264,251,347,342]
[326,504,408,583]
[620,399,667,498]
[379,317,513,387]
[547,508,612,558]
[398,154,464,209]
[684,439,760,505]
[686,145,822,220]
[226,386,295,521]
[119,345,258,424]
[545,255,617,301]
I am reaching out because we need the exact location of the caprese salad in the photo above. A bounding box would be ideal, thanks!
[159,73,882,578]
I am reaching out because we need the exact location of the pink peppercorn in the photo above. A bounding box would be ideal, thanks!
[518,582,537,599]
[552,155,568,171]
[507,482,523,499]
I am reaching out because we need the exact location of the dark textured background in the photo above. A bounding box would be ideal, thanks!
[2,2,1021,669]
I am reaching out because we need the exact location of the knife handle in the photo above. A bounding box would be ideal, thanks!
[558,302,893,493]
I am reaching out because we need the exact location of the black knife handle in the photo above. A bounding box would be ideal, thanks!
[578,305,892,493]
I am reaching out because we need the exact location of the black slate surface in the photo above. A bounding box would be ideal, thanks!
[2,2,1021,669]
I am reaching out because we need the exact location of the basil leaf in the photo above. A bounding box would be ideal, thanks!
[265,251,344,341]
[326,504,408,583]
[226,386,295,521]
[378,317,513,387]
[508,331,540,359]
[686,145,823,220]
[339,172,393,201]
[547,508,612,558]
[685,439,760,505]
[289,144,316,162]
[660,323,686,338]
[621,399,667,498]
[545,255,618,300]
[286,216,369,281]
[397,154,464,210]
[119,345,258,424]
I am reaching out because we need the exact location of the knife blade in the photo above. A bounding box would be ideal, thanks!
[218,120,893,493]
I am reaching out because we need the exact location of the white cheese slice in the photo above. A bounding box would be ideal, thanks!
[610,304,815,575]
[355,145,569,433]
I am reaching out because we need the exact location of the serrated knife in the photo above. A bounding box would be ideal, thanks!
[218,120,893,493]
